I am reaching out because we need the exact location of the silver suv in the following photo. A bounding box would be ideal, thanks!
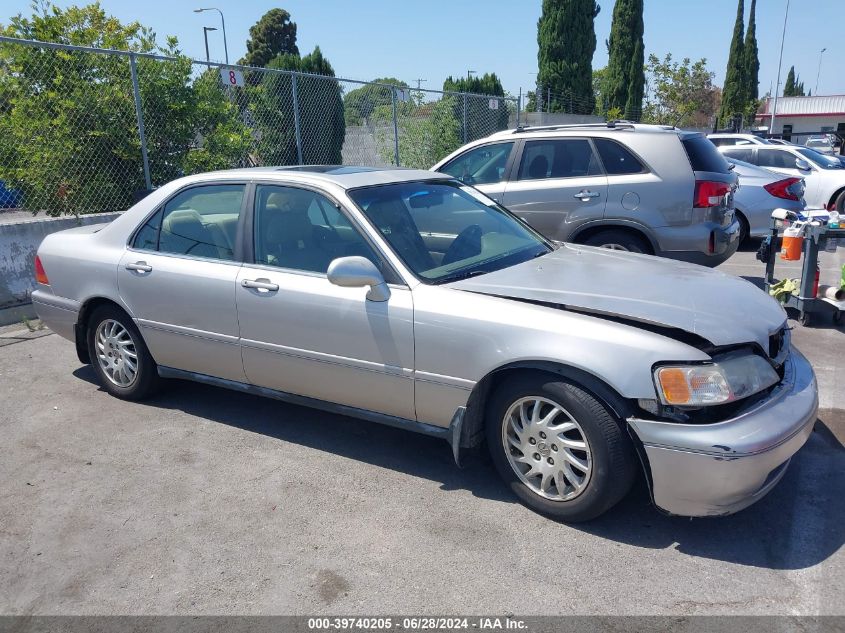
[432,123,740,266]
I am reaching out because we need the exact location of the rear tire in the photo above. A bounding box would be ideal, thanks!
[86,305,159,400]
[834,190,845,213]
[582,229,651,254]
[485,373,637,522]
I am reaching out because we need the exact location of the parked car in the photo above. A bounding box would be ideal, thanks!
[729,158,806,241]
[432,123,740,267]
[719,144,845,211]
[33,166,817,521]
[804,136,836,155]
[0,180,24,209]
[707,133,771,147]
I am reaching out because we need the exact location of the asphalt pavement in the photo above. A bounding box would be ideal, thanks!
[0,245,842,616]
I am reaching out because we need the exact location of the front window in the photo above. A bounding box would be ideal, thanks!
[439,142,514,185]
[797,148,843,170]
[348,181,551,284]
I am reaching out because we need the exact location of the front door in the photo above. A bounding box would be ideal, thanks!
[502,138,608,241]
[117,183,247,382]
[235,184,415,420]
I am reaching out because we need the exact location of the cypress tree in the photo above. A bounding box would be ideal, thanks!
[718,0,745,127]
[624,38,644,121]
[604,0,644,120]
[537,0,601,115]
[784,66,796,96]
[743,0,759,117]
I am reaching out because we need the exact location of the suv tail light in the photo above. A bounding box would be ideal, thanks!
[694,180,731,208]
[34,255,49,285]
[763,177,803,201]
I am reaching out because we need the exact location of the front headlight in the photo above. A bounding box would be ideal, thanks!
[654,353,780,407]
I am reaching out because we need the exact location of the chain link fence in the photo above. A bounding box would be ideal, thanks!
[0,36,519,216]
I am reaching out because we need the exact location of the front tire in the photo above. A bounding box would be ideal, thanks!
[486,374,637,522]
[86,305,159,400]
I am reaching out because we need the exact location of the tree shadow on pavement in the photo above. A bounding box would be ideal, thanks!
[73,366,845,572]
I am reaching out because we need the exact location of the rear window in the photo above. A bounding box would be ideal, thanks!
[594,138,646,175]
[682,135,731,173]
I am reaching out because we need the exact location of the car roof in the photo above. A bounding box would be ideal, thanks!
[183,165,451,190]
[485,122,684,141]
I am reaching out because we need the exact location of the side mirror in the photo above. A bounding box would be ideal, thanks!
[795,158,811,171]
[327,256,390,302]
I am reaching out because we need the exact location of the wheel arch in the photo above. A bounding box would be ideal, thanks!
[828,185,845,210]
[568,221,657,254]
[460,360,636,451]
[74,296,136,364]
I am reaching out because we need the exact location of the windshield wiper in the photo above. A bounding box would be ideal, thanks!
[437,269,489,284]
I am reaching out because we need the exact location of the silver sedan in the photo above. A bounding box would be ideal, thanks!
[33,167,818,521]
[730,158,805,241]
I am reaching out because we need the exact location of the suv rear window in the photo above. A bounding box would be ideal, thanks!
[594,138,645,175]
[682,136,731,173]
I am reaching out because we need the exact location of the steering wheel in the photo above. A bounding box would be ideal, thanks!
[442,224,483,266]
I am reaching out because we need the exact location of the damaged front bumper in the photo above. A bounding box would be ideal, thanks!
[628,347,818,517]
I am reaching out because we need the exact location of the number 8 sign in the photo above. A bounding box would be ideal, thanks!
[219,68,244,87]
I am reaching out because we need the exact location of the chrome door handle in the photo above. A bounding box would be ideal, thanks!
[125,261,152,273]
[242,278,279,292]
[573,190,600,201]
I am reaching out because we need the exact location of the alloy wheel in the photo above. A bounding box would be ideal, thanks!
[502,396,592,501]
[94,319,138,388]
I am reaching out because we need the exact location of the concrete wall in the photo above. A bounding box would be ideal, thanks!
[0,212,121,326]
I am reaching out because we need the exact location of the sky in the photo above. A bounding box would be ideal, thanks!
[6,0,845,99]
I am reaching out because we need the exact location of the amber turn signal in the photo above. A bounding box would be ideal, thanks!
[34,255,49,285]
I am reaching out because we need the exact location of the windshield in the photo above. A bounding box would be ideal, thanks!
[797,148,843,169]
[348,180,551,284]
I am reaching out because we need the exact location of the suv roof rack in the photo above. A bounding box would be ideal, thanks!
[512,120,637,134]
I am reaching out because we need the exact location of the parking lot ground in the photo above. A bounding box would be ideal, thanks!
[0,247,843,616]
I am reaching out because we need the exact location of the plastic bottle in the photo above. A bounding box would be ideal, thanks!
[827,210,840,252]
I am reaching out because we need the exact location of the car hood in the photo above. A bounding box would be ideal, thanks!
[448,244,786,351]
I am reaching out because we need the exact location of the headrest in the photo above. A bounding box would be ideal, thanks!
[265,210,313,246]
[528,155,549,179]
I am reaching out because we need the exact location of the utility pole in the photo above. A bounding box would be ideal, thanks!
[467,69,476,83]
[769,0,790,137]
[815,48,827,95]
[202,26,217,63]
[194,8,228,64]
[413,78,427,91]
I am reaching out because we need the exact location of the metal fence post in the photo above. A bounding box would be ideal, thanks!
[291,72,304,165]
[462,94,468,144]
[391,86,400,166]
[129,53,152,191]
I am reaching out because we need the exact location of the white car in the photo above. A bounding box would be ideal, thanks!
[805,136,836,155]
[707,133,771,147]
[719,144,845,211]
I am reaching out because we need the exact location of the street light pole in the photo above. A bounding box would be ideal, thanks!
[769,0,790,137]
[467,69,476,82]
[815,47,827,95]
[194,8,228,64]
[202,26,217,63]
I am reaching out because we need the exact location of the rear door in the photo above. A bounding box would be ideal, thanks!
[501,138,607,241]
[118,183,247,382]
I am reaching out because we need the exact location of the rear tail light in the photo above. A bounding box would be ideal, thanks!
[34,255,49,285]
[763,177,803,201]
[694,180,731,208]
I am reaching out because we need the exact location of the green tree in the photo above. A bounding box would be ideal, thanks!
[783,66,796,96]
[742,0,759,121]
[718,0,745,127]
[0,1,249,215]
[343,77,408,126]
[241,9,298,68]
[376,97,460,169]
[443,72,509,142]
[537,0,601,114]
[624,38,645,121]
[642,53,718,127]
[603,0,644,120]
[251,46,345,165]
